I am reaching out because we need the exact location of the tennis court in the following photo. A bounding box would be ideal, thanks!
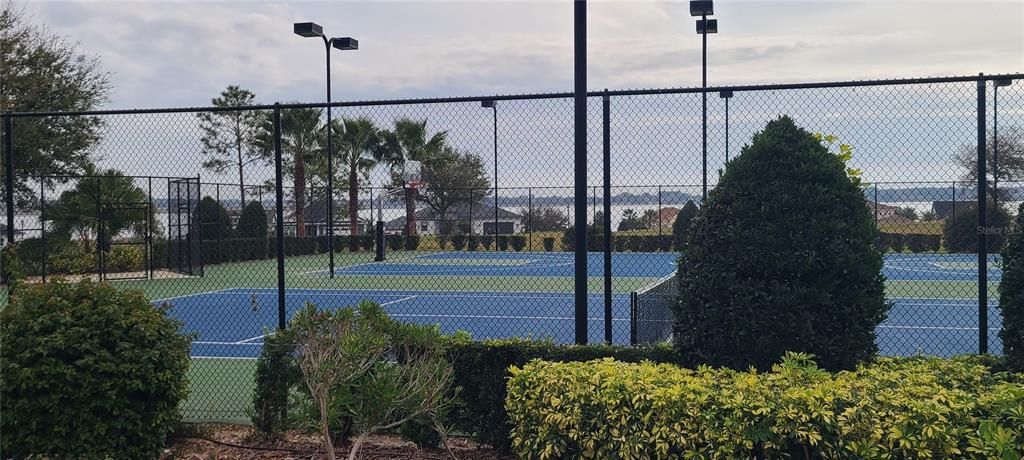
[156,251,1005,358]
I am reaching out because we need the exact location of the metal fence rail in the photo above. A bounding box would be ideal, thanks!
[2,73,1022,421]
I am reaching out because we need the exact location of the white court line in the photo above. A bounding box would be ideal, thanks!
[380,295,418,306]
[879,325,1000,331]
[389,313,631,321]
[192,341,264,346]
[218,287,632,300]
[333,262,576,274]
[236,334,272,344]
[191,356,258,361]
[151,287,237,304]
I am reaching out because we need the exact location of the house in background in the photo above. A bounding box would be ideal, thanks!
[385,203,523,235]
[284,198,366,237]
[656,207,679,229]
[868,201,907,222]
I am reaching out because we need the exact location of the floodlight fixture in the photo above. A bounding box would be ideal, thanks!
[719,90,733,99]
[995,78,1013,87]
[696,19,718,34]
[689,0,714,16]
[293,22,324,38]
[332,37,359,50]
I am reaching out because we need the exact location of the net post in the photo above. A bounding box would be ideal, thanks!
[629,291,638,346]
[976,75,988,355]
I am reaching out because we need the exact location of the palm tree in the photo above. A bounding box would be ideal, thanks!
[377,118,447,235]
[331,117,381,236]
[278,107,324,237]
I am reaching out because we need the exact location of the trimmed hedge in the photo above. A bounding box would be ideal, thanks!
[1,281,191,458]
[943,203,1010,253]
[877,232,940,253]
[999,202,1024,371]
[507,354,1024,459]
[446,337,677,452]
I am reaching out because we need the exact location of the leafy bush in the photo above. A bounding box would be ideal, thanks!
[904,233,941,253]
[507,354,1024,459]
[511,235,526,251]
[361,234,374,251]
[105,244,145,272]
[944,203,1010,253]
[48,242,96,274]
[237,201,269,239]
[468,235,480,251]
[387,234,404,251]
[542,237,555,252]
[447,337,677,452]
[251,332,299,437]
[0,281,191,458]
[481,235,494,250]
[675,117,887,371]
[1,243,21,288]
[197,196,234,240]
[404,234,421,251]
[497,235,509,251]
[672,200,698,251]
[998,203,1024,371]
[451,232,467,250]
[561,224,604,252]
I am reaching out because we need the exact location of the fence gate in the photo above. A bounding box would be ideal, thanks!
[167,177,203,277]
[99,202,151,281]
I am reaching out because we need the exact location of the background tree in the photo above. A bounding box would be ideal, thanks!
[416,146,491,235]
[46,168,151,251]
[236,200,268,239]
[954,126,1024,201]
[941,202,1009,253]
[671,200,698,251]
[998,202,1024,371]
[674,117,887,371]
[195,196,233,241]
[0,5,110,207]
[276,108,324,238]
[521,207,568,232]
[377,118,447,235]
[617,208,656,231]
[894,206,918,221]
[332,117,381,236]
[196,86,265,207]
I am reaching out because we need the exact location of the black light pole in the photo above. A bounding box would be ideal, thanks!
[720,90,733,163]
[993,78,1013,207]
[690,0,716,201]
[482,100,498,245]
[294,22,358,279]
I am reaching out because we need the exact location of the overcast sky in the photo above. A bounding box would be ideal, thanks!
[24,0,1024,109]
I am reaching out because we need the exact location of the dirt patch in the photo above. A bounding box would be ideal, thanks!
[163,424,511,460]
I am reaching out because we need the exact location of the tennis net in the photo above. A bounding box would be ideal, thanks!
[630,272,677,344]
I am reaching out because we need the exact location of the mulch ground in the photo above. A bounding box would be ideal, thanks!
[162,424,512,460]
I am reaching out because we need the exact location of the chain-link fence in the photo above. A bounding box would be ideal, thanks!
[2,74,1021,421]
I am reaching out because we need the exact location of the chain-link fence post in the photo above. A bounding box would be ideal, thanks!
[976,75,988,355]
[602,90,613,345]
[273,104,287,332]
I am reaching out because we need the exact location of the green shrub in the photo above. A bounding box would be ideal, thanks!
[447,337,677,452]
[451,232,467,250]
[944,203,1010,253]
[387,234,404,251]
[675,117,887,371]
[1,243,21,288]
[105,244,145,272]
[542,237,555,252]
[481,234,494,250]
[361,234,374,251]
[468,235,480,251]
[561,224,604,252]
[251,332,299,437]
[998,203,1024,371]
[613,235,628,252]
[48,242,96,274]
[0,281,191,458]
[672,200,698,251]
[197,196,234,240]
[236,201,268,239]
[506,354,1024,460]
[510,235,526,252]
[404,234,421,251]
[497,235,509,251]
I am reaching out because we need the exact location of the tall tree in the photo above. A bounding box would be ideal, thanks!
[416,146,491,234]
[377,118,447,235]
[521,207,569,232]
[196,86,264,207]
[274,107,323,237]
[331,117,380,236]
[954,126,1024,201]
[0,5,110,207]
[46,167,152,251]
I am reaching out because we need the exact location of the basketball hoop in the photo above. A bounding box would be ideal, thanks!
[403,160,424,189]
